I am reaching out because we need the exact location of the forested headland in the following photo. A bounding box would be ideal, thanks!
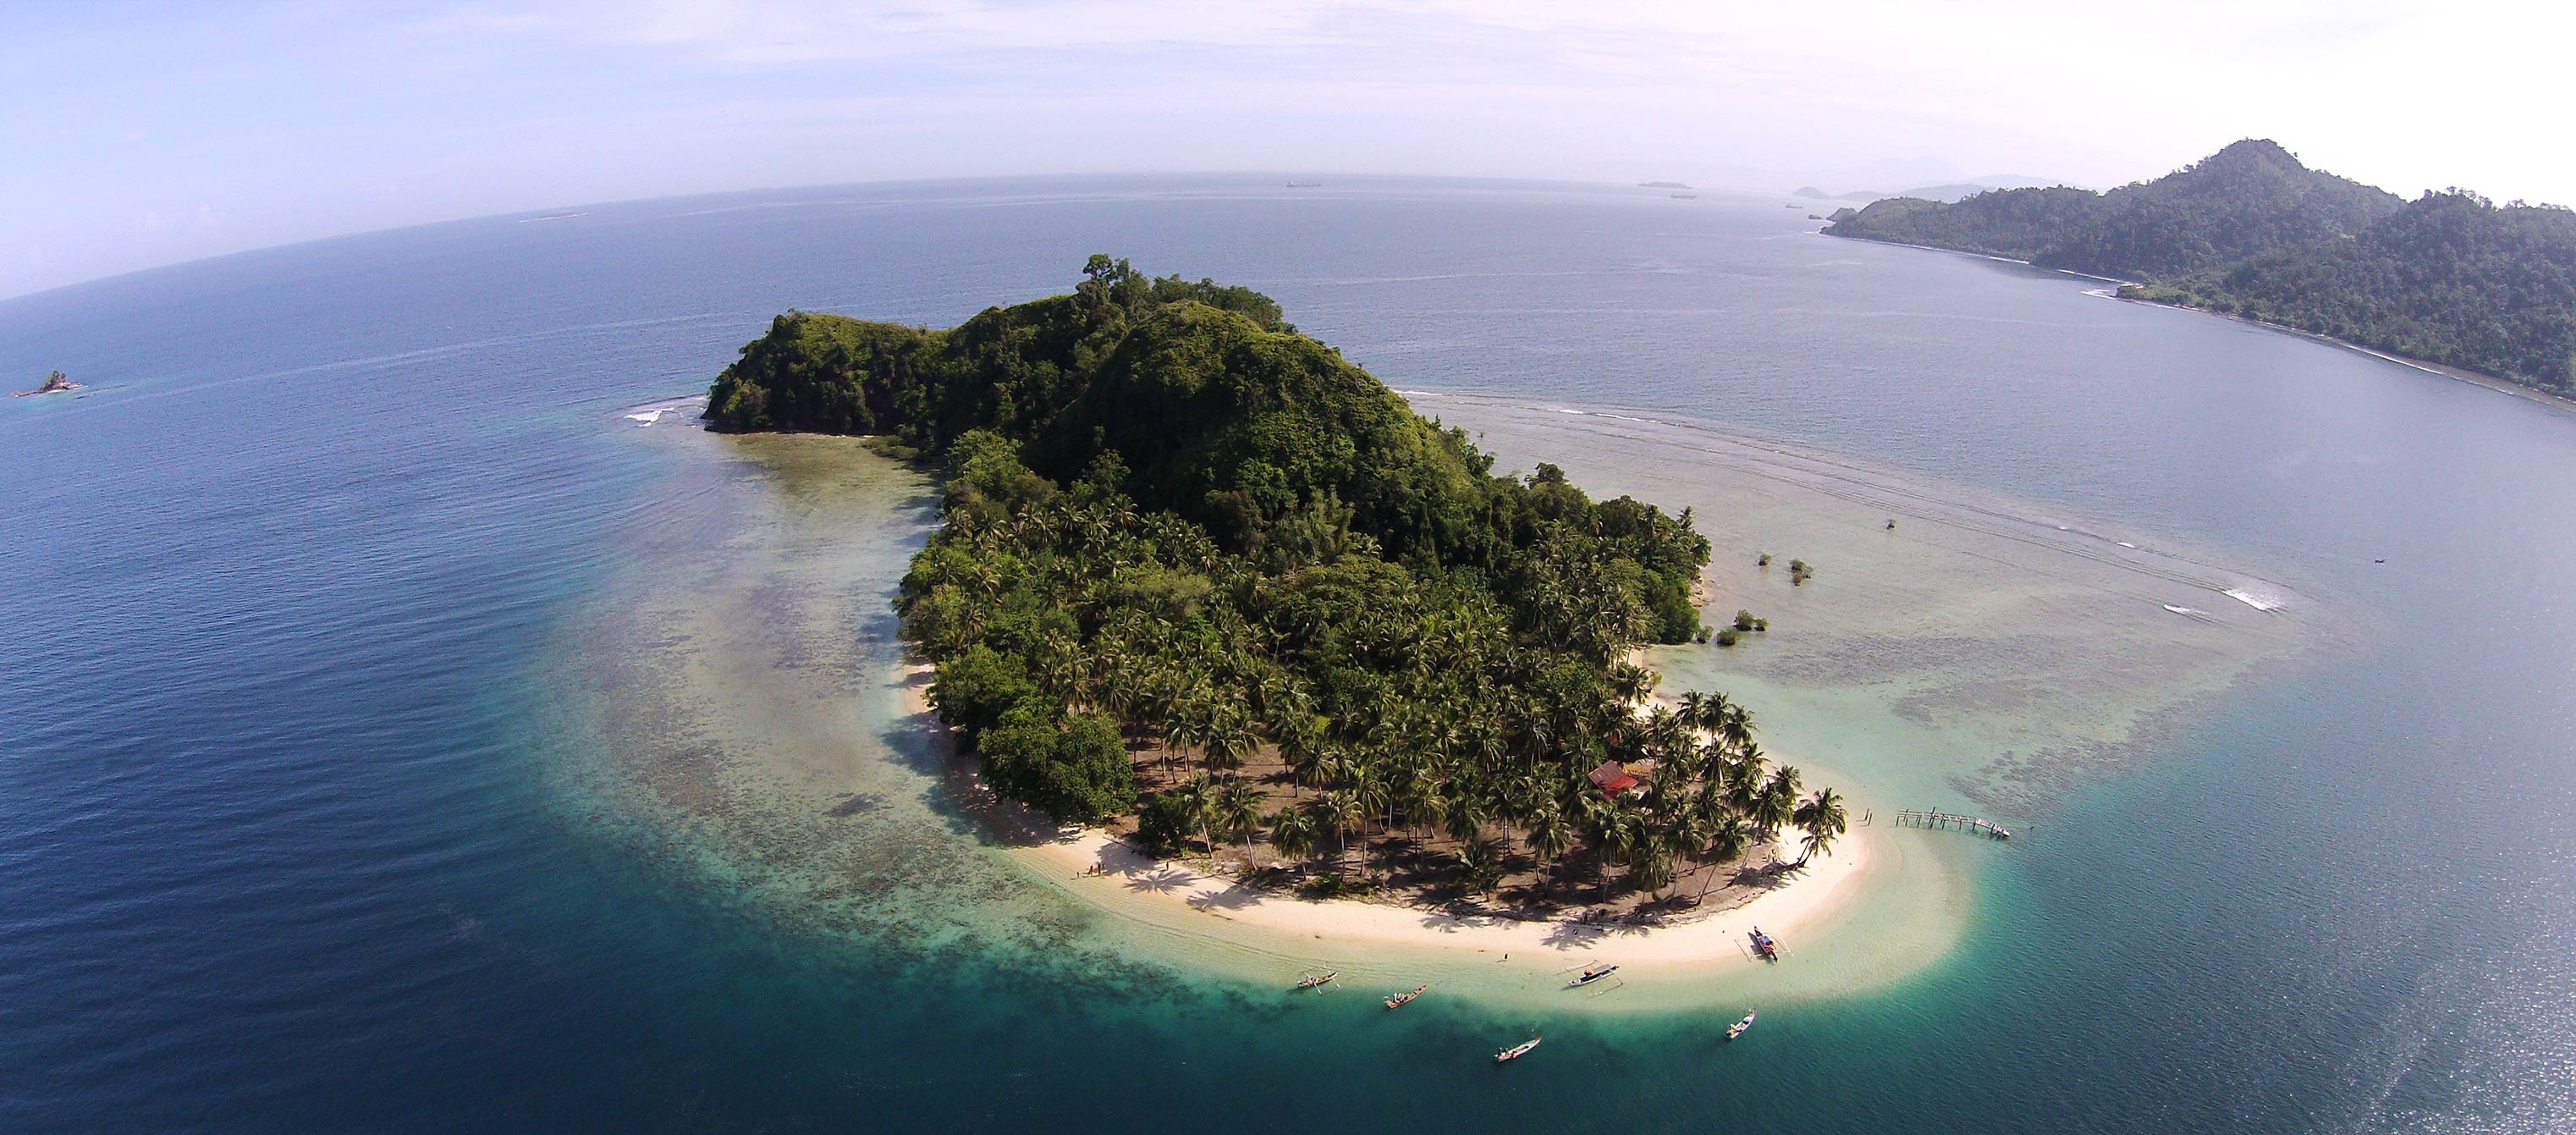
[703,257,1847,914]
[1825,140,2576,394]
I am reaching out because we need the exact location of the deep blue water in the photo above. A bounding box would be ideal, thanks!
[4,176,2573,1132]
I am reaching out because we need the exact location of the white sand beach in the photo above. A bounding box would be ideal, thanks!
[1010,818,1874,971]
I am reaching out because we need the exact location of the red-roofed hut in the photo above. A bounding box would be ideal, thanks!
[1588,760,1638,796]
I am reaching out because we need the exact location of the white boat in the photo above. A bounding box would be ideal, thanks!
[1566,964,1619,987]
[1294,971,1335,990]
[1726,1010,1756,1040]
[1494,1036,1542,1063]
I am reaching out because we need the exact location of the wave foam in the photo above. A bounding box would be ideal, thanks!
[624,402,699,427]
[2222,587,2287,612]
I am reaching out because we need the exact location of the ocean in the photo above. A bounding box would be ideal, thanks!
[3,175,2572,1132]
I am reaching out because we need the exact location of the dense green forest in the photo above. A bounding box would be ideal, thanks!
[2130,192,2576,391]
[705,258,1847,908]
[1825,140,2576,394]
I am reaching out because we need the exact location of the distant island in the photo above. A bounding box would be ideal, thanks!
[1638,180,1691,190]
[13,371,80,398]
[703,257,1847,919]
[1825,140,2576,396]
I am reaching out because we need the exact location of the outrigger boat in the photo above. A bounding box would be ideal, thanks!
[1748,927,1780,961]
[1726,1010,1757,1040]
[1384,984,1428,1010]
[1566,964,1620,988]
[1494,1036,1542,1063]
[1294,971,1337,990]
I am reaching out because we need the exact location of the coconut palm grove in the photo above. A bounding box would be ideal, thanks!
[703,256,1848,910]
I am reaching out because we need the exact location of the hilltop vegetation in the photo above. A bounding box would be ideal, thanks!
[2129,192,2576,391]
[706,258,1847,907]
[1828,140,2399,278]
[1825,140,2576,394]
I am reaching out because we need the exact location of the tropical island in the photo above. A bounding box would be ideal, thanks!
[1825,139,2576,397]
[13,370,80,398]
[702,256,1849,925]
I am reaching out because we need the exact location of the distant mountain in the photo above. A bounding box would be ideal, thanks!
[1829,140,2401,278]
[1825,140,2576,394]
[1798,177,2072,206]
[1885,182,2040,205]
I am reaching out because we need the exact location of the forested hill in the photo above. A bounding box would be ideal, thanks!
[702,256,1707,634]
[1827,140,2576,395]
[696,259,1847,915]
[1825,140,2399,279]
[2128,192,2576,391]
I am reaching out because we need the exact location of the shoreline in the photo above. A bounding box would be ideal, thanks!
[904,669,1879,974]
[1825,229,2576,417]
[2114,294,2576,416]
[1018,819,1872,970]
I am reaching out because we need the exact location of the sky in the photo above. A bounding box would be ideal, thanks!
[3,0,2571,299]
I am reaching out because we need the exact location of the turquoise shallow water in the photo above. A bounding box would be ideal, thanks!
[3,176,2573,1132]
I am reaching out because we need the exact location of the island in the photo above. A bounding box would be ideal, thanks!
[1824,140,2576,397]
[703,256,1850,928]
[12,370,80,398]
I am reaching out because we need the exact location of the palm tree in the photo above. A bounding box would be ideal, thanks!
[1316,790,1363,873]
[1726,750,1768,814]
[1792,788,1849,866]
[1644,708,1690,764]
[1276,715,1326,796]
[1676,691,1709,733]
[1203,713,1258,773]
[1443,794,1489,849]
[1765,764,1803,806]
[1410,789,1452,872]
[1609,661,1655,705]
[1217,776,1265,862]
[1750,780,1796,840]
[1171,775,1216,857]
[1798,827,1839,867]
[1347,764,1390,871]
[1525,802,1572,893]
[1456,837,1505,896]
[1631,846,1676,898]
[1598,807,1648,901]
[1716,704,1756,755]
[1664,807,1712,896]
[1698,812,1752,898]
[1269,802,1318,869]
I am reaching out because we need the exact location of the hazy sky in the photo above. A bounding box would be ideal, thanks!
[4,0,2568,298]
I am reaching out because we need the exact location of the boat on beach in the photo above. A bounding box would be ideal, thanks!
[1384,984,1428,1010]
[1294,971,1336,990]
[1566,964,1620,987]
[1726,1010,1757,1040]
[1749,928,1780,961]
[1494,1037,1542,1063]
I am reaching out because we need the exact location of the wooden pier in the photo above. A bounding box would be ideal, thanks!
[1894,809,2012,840]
